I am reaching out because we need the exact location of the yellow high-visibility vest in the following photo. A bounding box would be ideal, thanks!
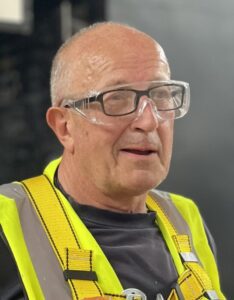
[0,158,225,299]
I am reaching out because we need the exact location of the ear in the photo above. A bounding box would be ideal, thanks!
[46,107,75,153]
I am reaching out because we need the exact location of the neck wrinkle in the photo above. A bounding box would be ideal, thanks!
[58,156,148,214]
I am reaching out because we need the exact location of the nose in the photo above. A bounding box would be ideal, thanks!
[130,97,160,132]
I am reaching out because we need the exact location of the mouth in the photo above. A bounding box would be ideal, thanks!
[121,149,157,156]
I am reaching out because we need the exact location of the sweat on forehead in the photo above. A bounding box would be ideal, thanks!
[50,22,170,106]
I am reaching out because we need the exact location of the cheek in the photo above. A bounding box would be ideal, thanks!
[159,121,174,162]
[73,123,120,166]
[71,119,92,159]
[74,129,97,160]
[72,128,104,183]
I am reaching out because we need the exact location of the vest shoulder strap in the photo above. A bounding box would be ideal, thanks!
[147,190,222,300]
[22,175,104,300]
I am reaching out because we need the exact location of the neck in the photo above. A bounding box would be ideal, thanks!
[58,155,148,214]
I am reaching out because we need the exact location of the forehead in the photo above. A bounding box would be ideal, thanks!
[62,26,170,96]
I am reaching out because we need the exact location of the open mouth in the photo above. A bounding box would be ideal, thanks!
[121,149,156,155]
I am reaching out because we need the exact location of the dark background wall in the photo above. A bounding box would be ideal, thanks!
[0,0,233,298]
[0,0,105,181]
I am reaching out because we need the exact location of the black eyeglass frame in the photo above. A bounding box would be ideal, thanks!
[60,80,189,118]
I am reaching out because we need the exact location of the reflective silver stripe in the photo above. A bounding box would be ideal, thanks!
[205,290,219,300]
[0,183,71,299]
[180,252,199,263]
[149,190,191,235]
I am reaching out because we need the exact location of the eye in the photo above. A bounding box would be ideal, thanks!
[104,90,133,101]
[150,87,171,100]
[102,90,136,115]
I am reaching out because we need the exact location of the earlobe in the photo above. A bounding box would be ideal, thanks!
[46,107,74,153]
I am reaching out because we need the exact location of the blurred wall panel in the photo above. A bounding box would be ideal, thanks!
[108,0,234,298]
[0,0,107,183]
[0,1,62,182]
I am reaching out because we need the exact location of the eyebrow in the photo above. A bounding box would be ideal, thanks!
[103,77,168,89]
[103,79,129,88]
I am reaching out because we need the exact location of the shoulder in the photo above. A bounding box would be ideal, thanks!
[151,189,208,250]
[150,189,202,229]
[152,190,224,297]
[169,192,201,220]
[154,190,205,235]
[0,182,27,210]
[169,192,217,255]
[155,190,215,260]
[168,193,209,244]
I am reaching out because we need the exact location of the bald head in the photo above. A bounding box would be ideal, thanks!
[50,22,170,106]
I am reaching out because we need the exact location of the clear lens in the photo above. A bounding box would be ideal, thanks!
[102,90,136,116]
[149,84,185,120]
[75,98,102,113]
[150,85,183,111]
[74,99,104,124]
[60,80,190,125]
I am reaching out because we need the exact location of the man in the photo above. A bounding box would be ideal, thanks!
[0,22,225,299]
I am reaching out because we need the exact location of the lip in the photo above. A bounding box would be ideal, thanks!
[120,146,159,157]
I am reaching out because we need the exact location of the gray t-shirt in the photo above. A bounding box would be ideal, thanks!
[69,201,178,298]
[57,178,217,300]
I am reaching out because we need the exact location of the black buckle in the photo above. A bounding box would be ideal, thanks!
[63,269,98,281]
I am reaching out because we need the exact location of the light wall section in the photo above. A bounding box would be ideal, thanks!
[0,0,24,23]
[107,0,234,298]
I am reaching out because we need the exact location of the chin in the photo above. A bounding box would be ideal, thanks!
[124,176,162,195]
[133,169,168,190]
